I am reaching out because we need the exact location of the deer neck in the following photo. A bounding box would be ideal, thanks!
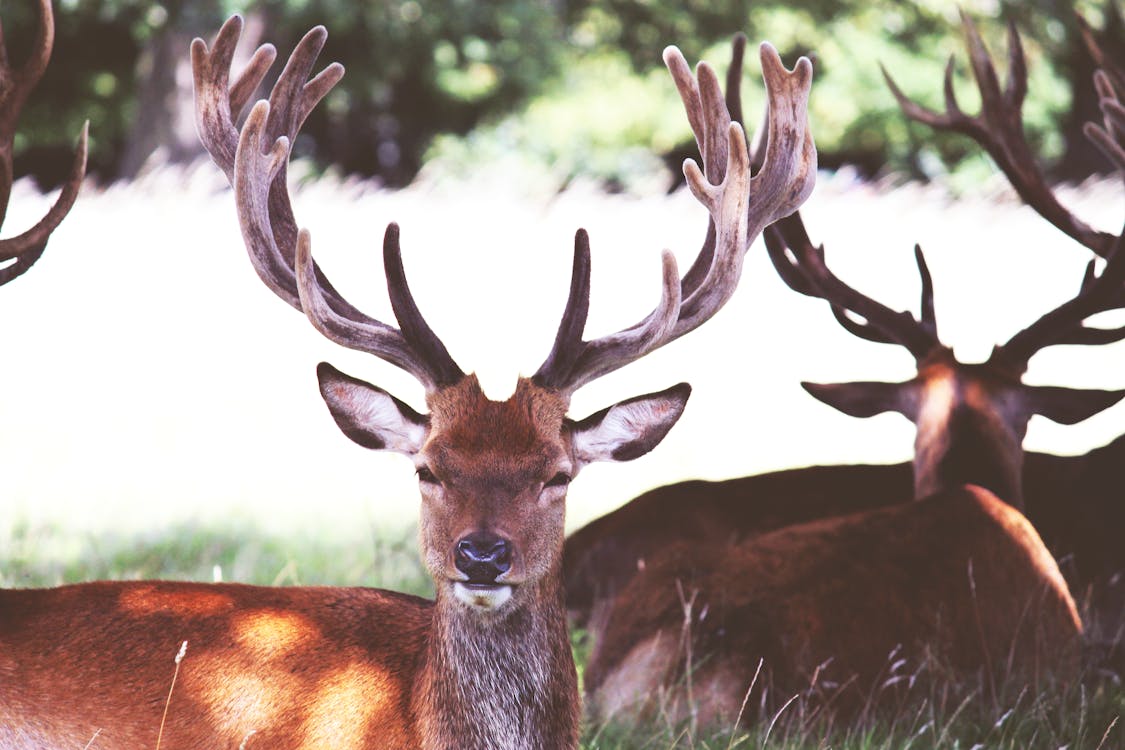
[412,567,579,750]
[912,369,1025,509]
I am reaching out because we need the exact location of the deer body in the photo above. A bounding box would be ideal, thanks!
[566,434,1125,638]
[578,27,1124,727]
[0,582,431,748]
[0,375,691,749]
[0,16,817,747]
[585,486,1082,725]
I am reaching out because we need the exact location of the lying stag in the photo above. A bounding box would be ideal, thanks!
[583,27,1125,726]
[567,20,1125,647]
[0,17,815,750]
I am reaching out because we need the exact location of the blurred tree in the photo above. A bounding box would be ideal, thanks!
[562,0,1121,183]
[3,0,1120,188]
[6,0,563,187]
[259,0,564,185]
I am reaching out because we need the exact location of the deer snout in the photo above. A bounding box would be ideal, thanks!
[455,532,512,583]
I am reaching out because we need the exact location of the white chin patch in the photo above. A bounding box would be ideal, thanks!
[453,582,513,611]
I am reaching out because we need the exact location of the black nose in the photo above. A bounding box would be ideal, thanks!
[454,532,512,583]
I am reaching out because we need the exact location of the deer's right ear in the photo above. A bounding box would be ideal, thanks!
[570,383,691,466]
[802,380,918,421]
[316,362,428,454]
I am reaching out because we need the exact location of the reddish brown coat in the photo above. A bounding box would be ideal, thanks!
[584,487,1082,725]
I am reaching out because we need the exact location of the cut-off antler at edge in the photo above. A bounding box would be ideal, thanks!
[763,14,1125,377]
[0,0,88,286]
[193,15,817,399]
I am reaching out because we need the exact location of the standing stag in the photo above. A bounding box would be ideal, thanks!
[583,21,1125,726]
[0,0,86,286]
[566,17,1125,648]
[0,17,815,749]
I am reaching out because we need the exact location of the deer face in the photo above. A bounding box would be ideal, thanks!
[803,347,1124,508]
[318,364,690,616]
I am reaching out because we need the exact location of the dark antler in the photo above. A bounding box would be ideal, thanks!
[0,0,88,286]
[883,11,1117,259]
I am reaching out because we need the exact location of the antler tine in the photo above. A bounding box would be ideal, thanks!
[0,122,87,260]
[295,224,465,391]
[883,12,1117,258]
[199,18,464,391]
[1085,71,1125,174]
[534,42,815,395]
[1077,11,1125,98]
[0,0,52,150]
[993,230,1125,371]
[0,0,87,285]
[671,37,742,302]
[763,212,940,359]
[190,15,276,183]
[991,71,1125,373]
[193,18,349,312]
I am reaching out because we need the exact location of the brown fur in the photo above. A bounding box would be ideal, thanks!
[0,376,582,750]
[565,440,1125,652]
[584,487,1082,726]
[566,354,1124,654]
[0,582,430,749]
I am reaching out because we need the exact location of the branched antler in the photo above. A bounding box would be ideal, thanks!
[765,15,1125,375]
[533,43,816,394]
[883,11,1117,258]
[193,16,463,391]
[0,0,88,286]
[196,18,817,397]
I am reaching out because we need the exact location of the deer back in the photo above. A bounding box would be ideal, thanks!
[584,486,1082,727]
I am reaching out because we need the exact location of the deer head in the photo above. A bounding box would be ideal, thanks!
[0,0,87,286]
[797,11,1122,509]
[192,17,815,626]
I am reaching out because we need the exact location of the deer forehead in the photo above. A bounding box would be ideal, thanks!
[424,376,571,475]
[916,358,1026,434]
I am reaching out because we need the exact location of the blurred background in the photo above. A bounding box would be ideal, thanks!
[1,0,1123,584]
[7,0,1124,190]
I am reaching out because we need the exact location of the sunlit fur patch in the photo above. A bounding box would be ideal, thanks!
[299,662,397,748]
[118,585,234,617]
[453,582,513,611]
[233,610,320,660]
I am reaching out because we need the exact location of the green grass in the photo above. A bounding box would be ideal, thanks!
[3,522,1122,749]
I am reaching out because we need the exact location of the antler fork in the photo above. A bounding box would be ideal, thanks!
[532,43,816,394]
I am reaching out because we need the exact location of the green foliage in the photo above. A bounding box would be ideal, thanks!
[427,0,1106,190]
[259,0,564,184]
[3,0,1118,188]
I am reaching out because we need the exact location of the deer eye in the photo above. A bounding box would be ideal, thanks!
[416,466,439,485]
[545,472,571,488]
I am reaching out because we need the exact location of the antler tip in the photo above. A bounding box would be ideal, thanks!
[662,45,684,65]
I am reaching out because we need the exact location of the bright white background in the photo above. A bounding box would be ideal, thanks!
[1,162,1121,542]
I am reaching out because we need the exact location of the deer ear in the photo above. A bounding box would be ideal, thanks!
[802,380,918,421]
[1023,385,1125,425]
[570,383,690,465]
[316,362,428,454]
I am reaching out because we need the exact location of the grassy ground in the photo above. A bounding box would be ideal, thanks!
[4,523,1122,749]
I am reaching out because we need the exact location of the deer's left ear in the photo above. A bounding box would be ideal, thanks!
[1023,385,1125,425]
[570,383,690,466]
